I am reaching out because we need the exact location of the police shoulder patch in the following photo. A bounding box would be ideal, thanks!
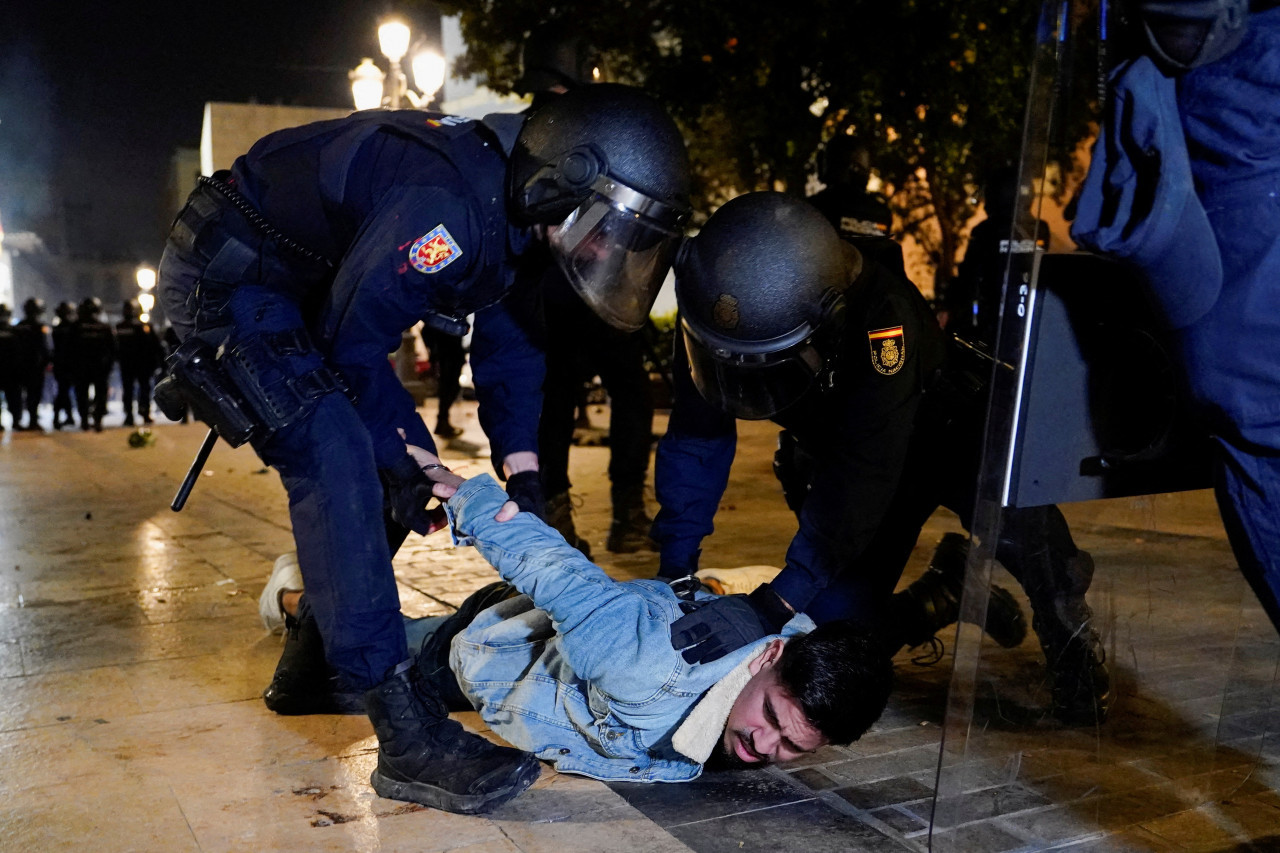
[868,325,906,375]
[409,225,463,274]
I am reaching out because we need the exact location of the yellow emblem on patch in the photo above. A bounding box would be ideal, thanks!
[868,325,905,375]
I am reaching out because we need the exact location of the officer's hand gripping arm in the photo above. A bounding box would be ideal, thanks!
[669,584,794,664]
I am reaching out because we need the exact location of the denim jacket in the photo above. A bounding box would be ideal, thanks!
[445,475,814,783]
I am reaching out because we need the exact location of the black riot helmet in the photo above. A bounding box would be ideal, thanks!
[22,297,45,320]
[509,83,692,331]
[676,193,860,420]
[121,299,138,320]
[514,22,604,96]
[818,133,873,189]
[78,296,103,321]
[1135,0,1250,72]
[55,301,76,323]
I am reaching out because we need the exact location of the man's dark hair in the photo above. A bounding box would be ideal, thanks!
[777,620,893,745]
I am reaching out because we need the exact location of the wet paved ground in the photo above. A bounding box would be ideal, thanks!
[2,399,1279,852]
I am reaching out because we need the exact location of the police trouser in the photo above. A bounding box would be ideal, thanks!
[0,378,19,424]
[159,184,408,692]
[775,381,1095,654]
[538,271,654,499]
[120,366,154,420]
[75,370,110,426]
[19,370,43,424]
[53,368,76,422]
[421,328,465,422]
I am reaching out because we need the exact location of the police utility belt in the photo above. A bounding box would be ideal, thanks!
[154,331,349,448]
[154,175,347,447]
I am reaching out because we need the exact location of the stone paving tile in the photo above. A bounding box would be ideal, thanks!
[823,744,944,786]
[787,766,840,791]
[608,768,811,828]
[1052,827,1183,851]
[869,805,930,834]
[912,782,1051,826]
[927,819,1028,853]
[667,798,917,853]
[831,776,935,810]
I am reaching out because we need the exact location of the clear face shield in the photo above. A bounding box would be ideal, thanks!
[681,318,826,420]
[547,175,687,332]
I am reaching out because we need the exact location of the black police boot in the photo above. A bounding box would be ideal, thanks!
[262,596,365,715]
[366,660,541,813]
[896,533,1028,650]
[123,415,135,427]
[1031,552,1111,726]
[606,483,656,554]
[1041,628,1111,726]
[434,419,463,440]
[546,490,592,558]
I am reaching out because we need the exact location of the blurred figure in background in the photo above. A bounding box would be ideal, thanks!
[51,301,79,430]
[421,326,465,439]
[808,132,903,276]
[942,165,1050,341]
[116,299,164,426]
[71,297,115,432]
[0,305,19,430]
[14,298,50,431]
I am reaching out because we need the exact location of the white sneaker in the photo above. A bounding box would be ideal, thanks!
[694,565,782,596]
[259,551,304,634]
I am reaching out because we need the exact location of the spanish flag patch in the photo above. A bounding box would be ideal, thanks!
[868,325,905,375]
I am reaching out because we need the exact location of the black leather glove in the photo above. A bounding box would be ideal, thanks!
[504,470,545,520]
[670,584,795,665]
[380,455,438,535]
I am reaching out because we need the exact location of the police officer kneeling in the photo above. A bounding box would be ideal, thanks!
[156,84,690,811]
[654,193,1109,726]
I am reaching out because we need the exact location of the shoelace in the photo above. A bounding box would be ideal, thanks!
[910,636,946,667]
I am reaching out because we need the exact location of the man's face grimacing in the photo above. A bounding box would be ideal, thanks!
[719,639,827,768]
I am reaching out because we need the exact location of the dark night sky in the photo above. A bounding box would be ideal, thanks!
[1,1,431,261]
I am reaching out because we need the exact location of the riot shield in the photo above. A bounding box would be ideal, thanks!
[928,1,1280,849]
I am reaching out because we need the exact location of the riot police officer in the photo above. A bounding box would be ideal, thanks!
[12,298,51,431]
[116,299,164,426]
[943,166,1051,341]
[157,84,690,809]
[71,297,115,432]
[513,22,659,555]
[807,132,904,276]
[0,305,18,430]
[51,301,79,429]
[654,193,1109,725]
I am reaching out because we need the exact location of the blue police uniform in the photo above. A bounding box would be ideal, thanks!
[158,110,537,692]
[1174,8,1280,627]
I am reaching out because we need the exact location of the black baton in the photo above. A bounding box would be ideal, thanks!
[171,429,219,512]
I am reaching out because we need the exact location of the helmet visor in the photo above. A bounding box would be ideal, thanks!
[548,177,686,332]
[682,320,824,420]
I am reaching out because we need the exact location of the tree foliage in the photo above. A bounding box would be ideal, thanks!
[429,0,1095,285]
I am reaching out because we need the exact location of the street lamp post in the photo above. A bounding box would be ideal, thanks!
[349,18,450,407]
[136,265,156,324]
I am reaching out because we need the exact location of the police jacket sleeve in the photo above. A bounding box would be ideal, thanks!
[470,271,545,468]
[447,474,681,701]
[769,295,932,613]
[652,336,738,576]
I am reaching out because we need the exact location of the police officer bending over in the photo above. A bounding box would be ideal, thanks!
[156,84,690,808]
[654,193,1109,726]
